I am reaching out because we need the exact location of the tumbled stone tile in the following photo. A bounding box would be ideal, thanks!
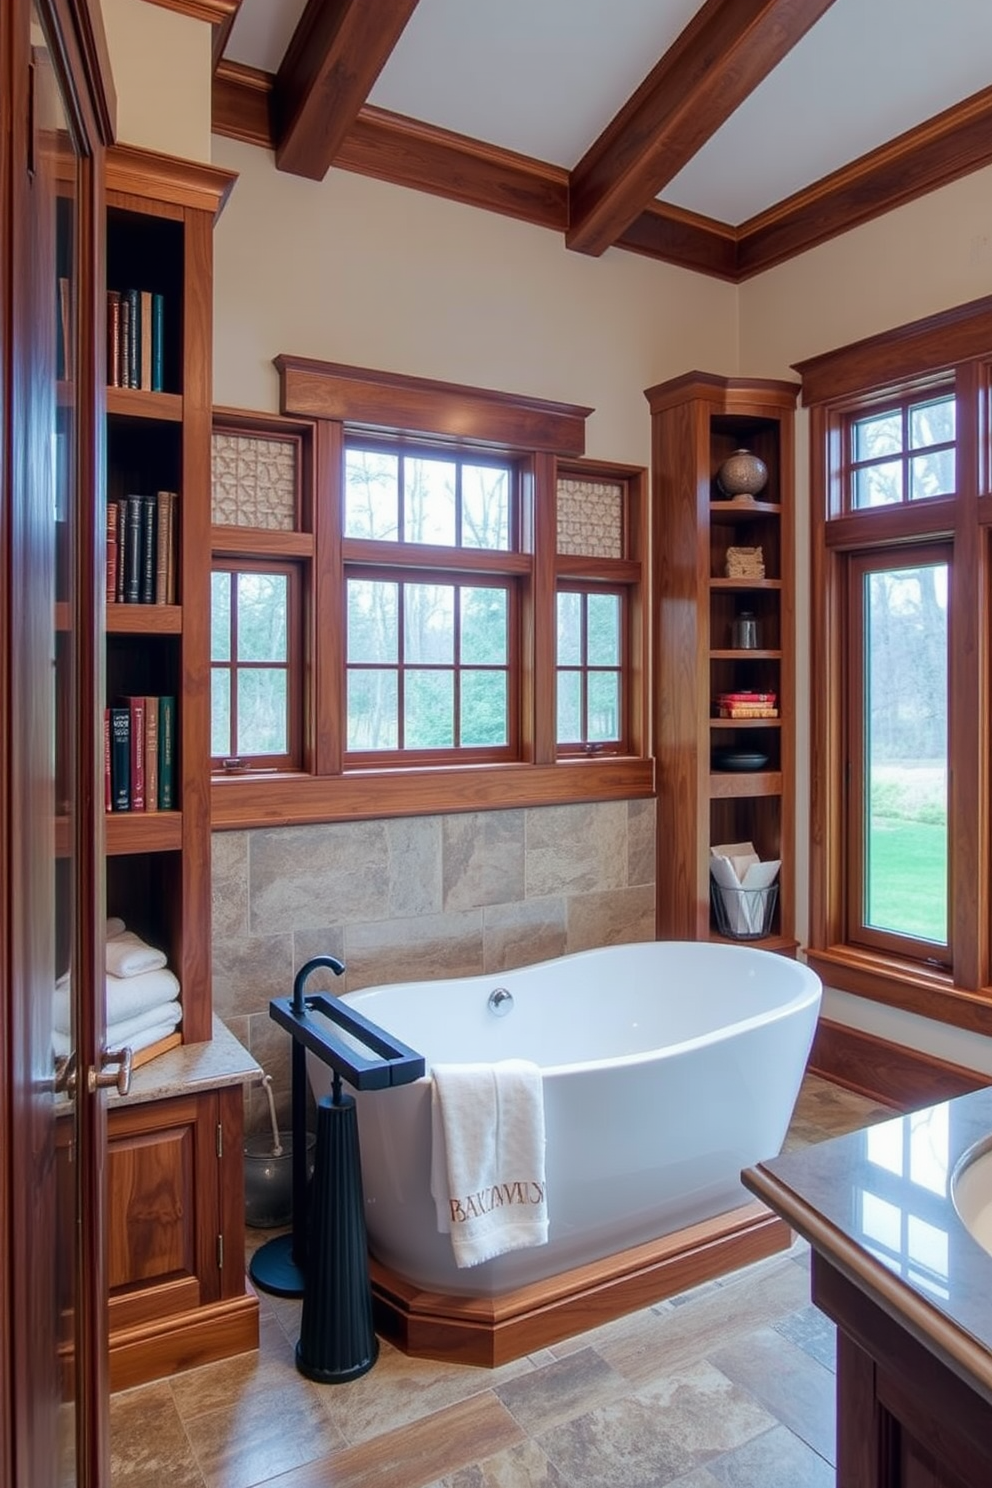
[443,811,525,911]
[482,897,566,972]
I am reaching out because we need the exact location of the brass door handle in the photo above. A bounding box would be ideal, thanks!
[87,1046,133,1097]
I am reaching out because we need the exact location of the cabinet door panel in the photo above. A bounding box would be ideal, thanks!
[107,1124,196,1289]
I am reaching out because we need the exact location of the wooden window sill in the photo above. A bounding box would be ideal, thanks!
[211,757,655,829]
[806,944,992,1036]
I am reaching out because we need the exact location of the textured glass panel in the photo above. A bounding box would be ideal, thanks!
[587,593,620,666]
[236,572,287,662]
[855,461,903,509]
[854,411,902,462]
[348,579,398,664]
[461,671,507,746]
[405,670,454,747]
[462,465,510,550]
[211,432,296,529]
[557,477,623,558]
[237,669,287,754]
[557,591,582,666]
[211,571,231,661]
[404,584,453,664]
[864,562,947,944]
[588,672,620,741]
[910,450,955,501]
[404,457,456,545]
[461,587,506,665]
[345,449,398,540]
[910,397,955,448]
[211,669,231,756]
[348,669,397,749]
[556,671,582,742]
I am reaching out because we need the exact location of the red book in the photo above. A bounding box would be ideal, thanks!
[123,696,146,810]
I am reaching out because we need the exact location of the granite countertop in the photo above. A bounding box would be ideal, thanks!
[107,1015,262,1108]
[744,1084,992,1408]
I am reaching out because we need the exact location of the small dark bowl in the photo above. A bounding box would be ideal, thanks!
[712,749,770,772]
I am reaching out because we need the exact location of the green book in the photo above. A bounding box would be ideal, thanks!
[157,695,176,809]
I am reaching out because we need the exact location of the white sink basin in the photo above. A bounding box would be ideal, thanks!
[952,1144,992,1257]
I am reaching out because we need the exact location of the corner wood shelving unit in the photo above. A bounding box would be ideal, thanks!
[104,146,235,1043]
[100,148,259,1392]
[645,373,800,954]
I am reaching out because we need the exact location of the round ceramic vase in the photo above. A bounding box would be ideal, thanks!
[717,448,769,499]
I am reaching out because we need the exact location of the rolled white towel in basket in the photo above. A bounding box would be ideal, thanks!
[430,1058,548,1268]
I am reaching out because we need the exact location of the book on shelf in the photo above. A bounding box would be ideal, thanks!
[107,491,177,605]
[107,287,167,392]
[108,705,130,811]
[158,696,176,810]
[104,695,175,812]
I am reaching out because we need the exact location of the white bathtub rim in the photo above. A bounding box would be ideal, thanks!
[337,939,822,1084]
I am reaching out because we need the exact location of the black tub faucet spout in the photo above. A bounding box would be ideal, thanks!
[292,954,345,1015]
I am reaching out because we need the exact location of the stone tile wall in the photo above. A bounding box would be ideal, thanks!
[213,798,656,1133]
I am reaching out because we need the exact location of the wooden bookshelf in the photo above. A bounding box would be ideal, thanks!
[645,372,800,952]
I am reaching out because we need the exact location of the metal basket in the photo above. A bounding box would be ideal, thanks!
[710,881,779,941]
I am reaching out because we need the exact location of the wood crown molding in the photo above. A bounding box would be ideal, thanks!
[794,293,992,406]
[566,0,838,258]
[142,0,240,23]
[211,67,992,284]
[275,354,593,454]
[107,142,238,217]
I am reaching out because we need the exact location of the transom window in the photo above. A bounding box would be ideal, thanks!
[345,446,511,549]
[848,391,956,510]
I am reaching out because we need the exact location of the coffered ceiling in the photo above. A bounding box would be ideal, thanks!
[156,0,992,281]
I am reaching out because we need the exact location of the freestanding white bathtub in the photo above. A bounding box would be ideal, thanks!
[307,939,821,1298]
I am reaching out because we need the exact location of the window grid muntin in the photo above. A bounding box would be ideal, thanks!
[210,558,300,770]
[345,567,514,760]
[556,583,625,753]
[847,389,957,513]
[345,438,514,553]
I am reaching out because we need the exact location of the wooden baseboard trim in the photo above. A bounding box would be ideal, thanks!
[809,1018,988,1111]
[369,1200,790,1367]
[109,1290,259,1392]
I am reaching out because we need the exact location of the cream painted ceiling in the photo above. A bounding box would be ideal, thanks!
[209,0,992,278]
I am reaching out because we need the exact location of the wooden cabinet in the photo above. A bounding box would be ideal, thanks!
[644,372,799,950]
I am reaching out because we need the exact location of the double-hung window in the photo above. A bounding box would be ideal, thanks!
[802,299,992,1028]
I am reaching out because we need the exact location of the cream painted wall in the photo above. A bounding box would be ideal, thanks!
[209,139,739,468]
[739,170,992,1074]
[100,0,211,163]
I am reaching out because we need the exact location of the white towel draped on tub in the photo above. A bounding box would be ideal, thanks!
[430,1059,548,1268]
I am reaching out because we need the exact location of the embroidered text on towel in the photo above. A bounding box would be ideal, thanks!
[449,1180,545,1225]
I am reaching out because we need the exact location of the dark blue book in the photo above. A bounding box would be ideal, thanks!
[126,287,140,390]
[124,494,142,604]
[109,705,131,811]
[151,292,165,391]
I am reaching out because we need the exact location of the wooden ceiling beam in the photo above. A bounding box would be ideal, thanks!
[273,0,421,181]
[566,0,837,258]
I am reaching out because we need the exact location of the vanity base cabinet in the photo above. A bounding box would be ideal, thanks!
[814,1255,991,1488]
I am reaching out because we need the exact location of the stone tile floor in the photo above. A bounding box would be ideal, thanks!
[109,1074,895,1488]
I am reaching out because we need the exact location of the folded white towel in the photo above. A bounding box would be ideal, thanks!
[53,966,181,1035]
[105,930,168,980]
[430,1059,548,1268]
[51,999,181,1059]
[106,916,126,940]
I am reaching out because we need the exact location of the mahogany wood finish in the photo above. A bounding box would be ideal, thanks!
[738,84,992,279]
[370,1201,790,1368]
[814,1253,992,1488]
[212,757,654,830]
[210,56,992,283]
[808,1018,987,1111]
[276,354,592,456]
[273,0,421,182]
[144,0,239,23]
[802,298,992,1026]
[566,0,837,257]
[645,373,799,947]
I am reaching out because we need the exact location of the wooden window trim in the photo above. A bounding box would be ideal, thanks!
[804,301,992,1026]
[210,380,652,828]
